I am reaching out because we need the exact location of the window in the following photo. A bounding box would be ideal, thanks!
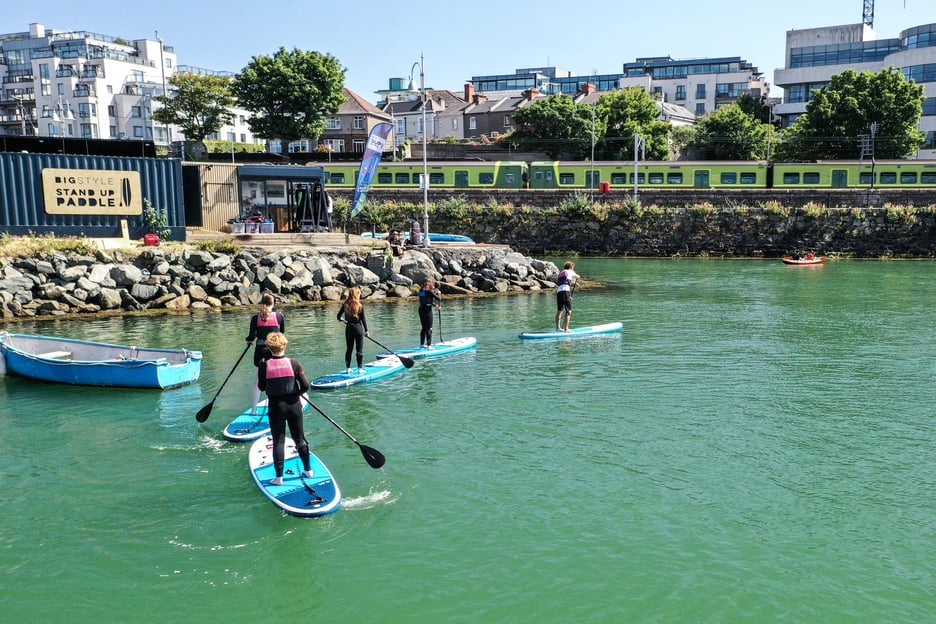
[452,118,458,130]
[559,173,575,185]
[353,116,364,130]
[900,172,918,184]
[133,125,144,138]
[109,125,117,138]
[353,139,365,152]
[240,134,246,143]
[479,173,494,184]
[41,83,51,96]
[77,103,96,118]
[227,132,235,142]
[469,117,477,130]
[418,116,424,133]
[803,172,820,184]
[695,84,706,99]
[879,172,897,184]
[106,85,113,94]
[39,63,49,79]
[430,172,445,184]
[921,171,936,184]
[720,172,737,184]
[666,173,683,184]
[108,105,116,117]
[675,85,685,100]
[648,173,664,184]
[695,103,706,116]
[740,172,757,184]
[326,116,340,130]
[80,123,98,138]
[504,114,511,127]
[505,173,515,184]
[131,106,141,118]
[378,173,392,183]
[396,119,405,135]
[395,173,410,184]
[330,172,346,184]
[783,172,801,184]
[610,172,628,184]
[58,83,64,96]
[859,172,874,184]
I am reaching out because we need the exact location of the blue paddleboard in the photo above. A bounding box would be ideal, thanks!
[311,356,406,390]
[249,435,341,517]
[222,395,310,443]
[519,321,624,340]
[377,336,477,360]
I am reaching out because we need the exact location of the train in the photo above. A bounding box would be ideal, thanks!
[315,159,936,191]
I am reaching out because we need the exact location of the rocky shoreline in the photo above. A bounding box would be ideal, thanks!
[0,244,564,320]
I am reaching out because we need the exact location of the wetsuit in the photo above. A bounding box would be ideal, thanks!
[246,311,285,366]
[418,286,442,347]
[337,307,368,369]
[258,355,311,479]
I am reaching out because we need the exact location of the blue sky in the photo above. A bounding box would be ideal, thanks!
[5,0,932,100]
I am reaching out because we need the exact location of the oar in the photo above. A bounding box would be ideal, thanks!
[437,304,444,343]
[195,342,251,423]
[364,333,415,369]
[301,395,386,469]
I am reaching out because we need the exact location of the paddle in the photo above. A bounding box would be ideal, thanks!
[436,304,444,343]
[301,395,386,469]
[342,320,415,368]
[195,342,251,423]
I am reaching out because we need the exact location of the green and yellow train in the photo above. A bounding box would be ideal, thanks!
[315,159,936,191]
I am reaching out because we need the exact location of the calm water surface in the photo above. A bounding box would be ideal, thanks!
[1,258,934,623]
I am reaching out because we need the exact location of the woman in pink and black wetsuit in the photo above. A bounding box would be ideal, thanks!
[245,292,285,415]
[257,332,312,486]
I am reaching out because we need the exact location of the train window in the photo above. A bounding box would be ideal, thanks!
[859,172,874,184]
[479,173,494,184]
[395,173,410,184]
[803,172,820,184]
[880,172,897,184]
[648,173,664,184]
[610,173,627,184]
[377,173,392,184]
[330,173,345,184]
[782,173,801,184]
[505,173,515,184]
[666,173,683,184]
[545,171,554,181]
[559,173,575,184]
[628,173,645,184]
[720,172,737,184]
[900,172,918,184]
[534,171,543,180]
[740,173,757,184]
[922,172,936,184]
[430,172,445,184]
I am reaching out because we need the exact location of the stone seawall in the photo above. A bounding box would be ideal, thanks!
[0,245,561,320]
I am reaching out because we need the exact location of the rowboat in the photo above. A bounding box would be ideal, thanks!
[782,256,826,265]
[0,332,202,389]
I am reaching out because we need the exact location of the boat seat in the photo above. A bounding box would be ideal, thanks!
[38,350,73,359]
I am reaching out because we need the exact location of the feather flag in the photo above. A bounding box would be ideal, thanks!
[350,122,393,218]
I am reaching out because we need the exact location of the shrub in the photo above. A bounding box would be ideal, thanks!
[193,236,240,254]
[558,192,593,220]
[142,198,171,239]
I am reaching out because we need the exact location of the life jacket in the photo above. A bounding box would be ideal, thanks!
[418,288,436,308]
[557,270,569,286]
[255,312,280,344]
[264,356,297,397]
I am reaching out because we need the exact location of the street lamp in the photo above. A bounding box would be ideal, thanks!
[408,53,430,248]
[49,98,74,152]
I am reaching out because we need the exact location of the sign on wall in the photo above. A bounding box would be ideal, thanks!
[42,168,142,215]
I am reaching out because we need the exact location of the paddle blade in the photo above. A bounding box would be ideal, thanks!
[360,444,386,469]
[399,356,415,369]
[195,400,215,423]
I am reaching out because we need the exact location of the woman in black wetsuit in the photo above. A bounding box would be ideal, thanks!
[245,292,284,415]
[417,278,442,348]
[257,332,312,486]
[337,287,368,374]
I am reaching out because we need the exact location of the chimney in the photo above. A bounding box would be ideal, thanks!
[473,93,487,104]
[580,82,596,94]
[523,88,540,100]
[29,23,46,38]
[464,83,475,101]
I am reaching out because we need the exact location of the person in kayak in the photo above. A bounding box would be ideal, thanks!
[245,292,284,416]
[257,331,312,486]
[555,261,579,332]
[337,287,369,374]
[417,278,442,348]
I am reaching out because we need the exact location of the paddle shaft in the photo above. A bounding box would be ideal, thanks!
[342,320,415,368]
[195,342,251,422]
[300,395,386,469]
[437,305,443,343]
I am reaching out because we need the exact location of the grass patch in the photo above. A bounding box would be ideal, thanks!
[0,233,98,257]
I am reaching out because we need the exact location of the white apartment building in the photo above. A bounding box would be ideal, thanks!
[0,22,260,150]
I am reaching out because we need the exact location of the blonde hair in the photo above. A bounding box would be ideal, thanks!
[563,261,575,270]
[342,287,363,317]
[265,332,287,354]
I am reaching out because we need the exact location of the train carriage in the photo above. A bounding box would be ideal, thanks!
[772,160,936,189]
[529,161,769,190]
[322,160,527,190]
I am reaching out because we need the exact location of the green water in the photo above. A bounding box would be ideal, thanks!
[2,258,934,623]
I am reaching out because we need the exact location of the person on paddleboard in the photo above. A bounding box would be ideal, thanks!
[337,287,369,374]
[555,261,579,333]
[257,332,312,486]
[417,278,442,348]
[246,292,285,416]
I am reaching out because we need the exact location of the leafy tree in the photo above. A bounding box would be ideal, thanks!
[775,67,924,161]
[153,72,235,142]
[231,47,346,145]
[735,93,772,125]
[689,104,768,160]
[507,94,595,159]
[594,87,668,160]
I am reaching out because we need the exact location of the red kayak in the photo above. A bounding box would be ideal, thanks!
[782,256,825,265]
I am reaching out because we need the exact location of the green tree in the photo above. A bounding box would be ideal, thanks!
[594,87,669,160]
[775,67,924,161]
[231,47,346,145]
[508,94,595,159]
[690,104,768,160]
[735,93,772,125]
[152,72,235,142]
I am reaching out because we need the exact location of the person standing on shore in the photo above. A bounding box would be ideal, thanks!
[245,293,284,415]
[555,262,578,333]
[337,287,369,374]
[417,278,442,348]
[256,332,312,486]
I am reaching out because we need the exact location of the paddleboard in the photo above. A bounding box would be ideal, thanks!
[311,356,406,390]
[249,435,341,517]
[376,336,477,360]
[519,322,624,340]
[222,395,310,443]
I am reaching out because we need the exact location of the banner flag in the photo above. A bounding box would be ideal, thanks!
[350,122,393,218]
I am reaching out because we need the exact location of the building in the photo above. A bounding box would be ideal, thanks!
[773,21,936,159]
[380,78,466,150]
[0,22,261,151]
